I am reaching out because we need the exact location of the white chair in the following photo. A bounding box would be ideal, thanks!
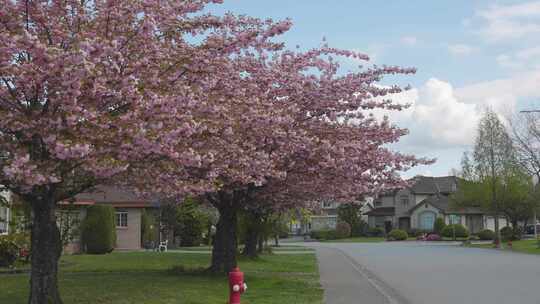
[158,240,168,252]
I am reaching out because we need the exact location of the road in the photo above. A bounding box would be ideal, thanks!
[307,241,540,304]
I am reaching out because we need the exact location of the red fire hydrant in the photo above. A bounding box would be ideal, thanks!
[228,267,247,304]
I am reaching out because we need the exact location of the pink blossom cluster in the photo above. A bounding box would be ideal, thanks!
[0,0,431,206]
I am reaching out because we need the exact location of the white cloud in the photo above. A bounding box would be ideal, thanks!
[448,44,478,56]
[381,71,540,152]
[455,70,540,114]
[400,36,418,46]
[496,46,540,69]
[376,79,480,149]
[476,1,540,41]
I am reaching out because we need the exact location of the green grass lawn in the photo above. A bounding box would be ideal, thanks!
[177,245,314,252]
[468,239,540,255]
[0,252,323,304]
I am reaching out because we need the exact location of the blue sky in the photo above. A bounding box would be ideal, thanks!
[211,1,540,177]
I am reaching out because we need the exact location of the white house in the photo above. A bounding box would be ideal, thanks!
[0,191,11,235]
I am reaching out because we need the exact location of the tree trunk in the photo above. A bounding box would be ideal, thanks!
[242,212,262,258]
[242,228,259,258]
[257,234,264,253]
[494,212,501,247]
[29,196,63,304]
[209,202,238,273]
[274,235,279,247]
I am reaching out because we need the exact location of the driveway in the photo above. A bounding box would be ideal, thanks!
[307,241,540,304]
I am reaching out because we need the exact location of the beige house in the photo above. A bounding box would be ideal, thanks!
[72,186,156,251]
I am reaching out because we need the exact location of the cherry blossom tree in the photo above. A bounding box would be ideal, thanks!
[201,45,432,271]
[0,1,292,302]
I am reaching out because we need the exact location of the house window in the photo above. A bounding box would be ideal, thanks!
[0,206,8,235]
[419,211,436,231]
[322,201,333,208]
[449,214,461,225]
[375,201,382,207]
[375,216,385,227]
[400,196,409,206]
[116,211,128,228]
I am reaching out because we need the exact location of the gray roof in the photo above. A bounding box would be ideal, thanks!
[410,176,459,194]
[409,195,484,215]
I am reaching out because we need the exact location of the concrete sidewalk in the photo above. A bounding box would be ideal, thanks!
[315,246,402,304]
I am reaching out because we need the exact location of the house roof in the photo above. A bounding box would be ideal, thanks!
[73,186,157,208]
[364,207,395,216]
[410,176,459,194]
[408,195,484,215]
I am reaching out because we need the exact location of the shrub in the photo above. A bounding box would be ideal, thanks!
[441,224,469,238]
[337,202,362,237]
[0,233,30,268]
[141,209,158,246]
[477,229,495,240]
[367,227,385,237]
[176,199,207,247]
[434,217,446,235]
[81,205,116,254]
[351,220,368,237]
[336,222,351,239]
[387,229,408,241]
[500,226,522,241]
[425,234,441,241]
[310,229,338,240]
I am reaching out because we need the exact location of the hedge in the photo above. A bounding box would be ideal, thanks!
[387,229,408,241]
[335,222,351,239]
[434,217,446,235]
[81,205,116,254]
[477,229,495,240]
[441,224,469,238]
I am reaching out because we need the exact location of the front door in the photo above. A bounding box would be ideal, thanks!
[384,221,393,234]
[399,217,410,231]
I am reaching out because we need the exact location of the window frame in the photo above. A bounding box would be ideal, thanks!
[400,195,409,206]
[115,211,128,228]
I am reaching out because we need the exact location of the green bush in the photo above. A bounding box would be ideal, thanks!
[477,229,495,240]
[141,209,158,248]
[310,229,338,240]
[434,217,446,235]
[336,222,351,239]
[500,226,522,241]
[351,220,368,237]
[367,227,385,237]
[176,199,207,247]
[387,229,408,241]
[0,233,30,268]
[81,205,116,254]
[441,224,469,238]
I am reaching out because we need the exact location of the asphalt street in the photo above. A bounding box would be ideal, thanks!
[308,242,540,304]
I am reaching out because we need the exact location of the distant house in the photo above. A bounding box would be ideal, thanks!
[72,186,157,251]
[365,176,509,234]
[0,191,10,235]
[305,198,373,233]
